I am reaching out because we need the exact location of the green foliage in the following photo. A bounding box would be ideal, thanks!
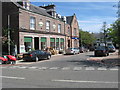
[107,20,120,45]
[79,29,96,46]
[2,28,15,46]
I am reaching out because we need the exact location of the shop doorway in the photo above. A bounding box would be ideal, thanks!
[34,37,39,50]
[68,40,70,48]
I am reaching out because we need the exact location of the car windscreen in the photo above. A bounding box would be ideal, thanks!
[96,46,106,50]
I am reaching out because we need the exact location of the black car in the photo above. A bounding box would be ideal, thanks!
[94,46,109,57]
[23,50,51,62]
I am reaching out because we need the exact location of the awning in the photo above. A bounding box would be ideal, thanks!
[41,37,47,42]
[24,37,32,42]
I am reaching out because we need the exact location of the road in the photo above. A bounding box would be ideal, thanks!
[1,52,119,88]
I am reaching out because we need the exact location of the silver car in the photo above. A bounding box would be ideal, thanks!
[65,48,80,55]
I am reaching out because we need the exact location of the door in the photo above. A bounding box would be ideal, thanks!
[34,37,39,50]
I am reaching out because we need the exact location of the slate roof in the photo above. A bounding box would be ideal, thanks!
[30,4,52,17]
[12,2,52,17]
[66,16,74,25]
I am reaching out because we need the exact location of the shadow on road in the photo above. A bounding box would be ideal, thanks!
[101,58,120,66]
[68,59,120,68]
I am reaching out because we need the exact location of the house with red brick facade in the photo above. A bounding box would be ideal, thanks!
[2,0,79,54]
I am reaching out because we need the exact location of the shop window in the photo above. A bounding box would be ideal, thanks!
[30,16,36,30]
[24,37,32,52]
[60,38,64,50]
[50,38,55,49]
[41,37,47,50]
[56,38,59,50]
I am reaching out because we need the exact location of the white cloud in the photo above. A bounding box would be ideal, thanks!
[78,16,117,33]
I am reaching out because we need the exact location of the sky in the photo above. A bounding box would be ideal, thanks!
[31,1,118,33]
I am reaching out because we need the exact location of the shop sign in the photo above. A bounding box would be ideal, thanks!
[71,37,79,39]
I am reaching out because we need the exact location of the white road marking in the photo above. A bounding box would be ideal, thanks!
[0,67,7,68]
[73,67,82,71]
[29,66,38,69]
[38,67,48,70]
[110,68,119,71]
[49,67,59,70]
[62,67,70,70]
[98,68,107,71]
[9,66,21,68]
[0,76,25,80]
[18,66,28,69]
[85,67,95,70]
[52,79,119,84]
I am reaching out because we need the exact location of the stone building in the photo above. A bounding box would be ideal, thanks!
[2,0,79,54]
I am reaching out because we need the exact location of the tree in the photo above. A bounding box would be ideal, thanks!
[107,20,120,48]
[79,29,96,48]
[2,28,15,54]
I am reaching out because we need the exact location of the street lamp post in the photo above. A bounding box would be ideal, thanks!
[8,14,10,55]
[103,22,107,47]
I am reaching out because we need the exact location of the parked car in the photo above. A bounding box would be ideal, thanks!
[0,55,17,64]
[108,45,116,52]
[89,46,95,51]
[23,50,51,62]
[5,55,17,64]
[0,56,8,64]
[65,48,79,55]
[80,47,88,53]
[94,46,109,57]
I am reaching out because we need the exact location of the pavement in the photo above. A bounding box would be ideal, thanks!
[15,54,63,65]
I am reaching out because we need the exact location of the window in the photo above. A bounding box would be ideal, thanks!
[50,38,55,49]
[74,28,77,36]
[46,21,50,31]
[60,38,64,49]
[58,24,61,33]
[41,37,47,50]
[56,38,59,50]
[68,29,70,35]
[30,17,36,30]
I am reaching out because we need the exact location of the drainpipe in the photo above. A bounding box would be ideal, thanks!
[64,21,66,51]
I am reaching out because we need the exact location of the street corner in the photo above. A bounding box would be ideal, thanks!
[16,59,35,65]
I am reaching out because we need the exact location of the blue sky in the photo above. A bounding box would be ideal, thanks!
[31,2,118,33]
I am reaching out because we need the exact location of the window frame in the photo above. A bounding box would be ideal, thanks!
[30,16,36,30]
[46,21,50,31]
[58,24,61,33]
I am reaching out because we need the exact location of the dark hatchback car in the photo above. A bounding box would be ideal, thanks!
[23,50,51,62]
[94,46,109,57]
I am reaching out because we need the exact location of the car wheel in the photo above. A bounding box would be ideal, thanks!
[0,60,3,65]
[10,61,16,65]
[73,52,75,55]
[47,55,51,60]
[35,57,39,62]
